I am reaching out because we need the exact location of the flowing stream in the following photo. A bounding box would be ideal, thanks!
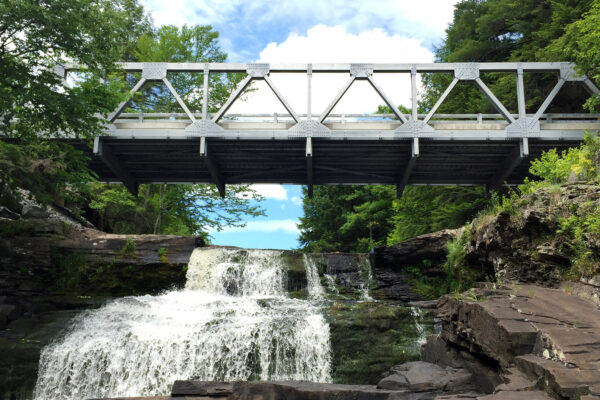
[34,248,332,400]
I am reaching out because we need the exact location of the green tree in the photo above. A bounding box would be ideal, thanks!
[89,183,264,236]
[420,0,595,116]
[386,186,488,244]
[544,2,600,111]
[0,0,151,206]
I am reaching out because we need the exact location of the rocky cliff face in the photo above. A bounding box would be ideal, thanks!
[369,229,458,301]
[0,217,200,328]
[466,184,600,286]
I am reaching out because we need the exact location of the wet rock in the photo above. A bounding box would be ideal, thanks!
[0,304,22,321]
[323,253,364,290]
[171,380,232,396]
[21,205,49,219]
[372,229,458,267]
[228,381,427,400]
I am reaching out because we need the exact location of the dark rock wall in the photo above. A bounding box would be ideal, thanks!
[369,229,457,301]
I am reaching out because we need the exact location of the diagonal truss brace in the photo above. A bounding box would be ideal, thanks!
[108,78,147,123]
[487,138,529,190]
[424,77,459,124]
[396,138,419,198]
[366,75,408,123]
[474,78,515,123]
[200,136,225,198]
[93,137,138,196]
[212,65,300,123]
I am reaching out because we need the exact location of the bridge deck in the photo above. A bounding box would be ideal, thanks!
[84,117,599,195]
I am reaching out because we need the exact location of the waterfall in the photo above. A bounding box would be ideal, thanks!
[34,248,332,400]
[304,255,324,299]
[410,306,428,346]
[358,257,374,301]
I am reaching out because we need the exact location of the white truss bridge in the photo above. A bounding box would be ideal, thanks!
[55,62,600,197]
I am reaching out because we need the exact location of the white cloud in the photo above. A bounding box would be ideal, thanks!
[228,25,434,115]
[214,219,300,234]
[290,196,303,206]
[249,184,288,200]
[142,0,459,43]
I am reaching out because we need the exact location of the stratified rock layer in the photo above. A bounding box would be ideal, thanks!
[431,283,600,399]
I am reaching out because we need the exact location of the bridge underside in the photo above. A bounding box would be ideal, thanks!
[79,129,590,193]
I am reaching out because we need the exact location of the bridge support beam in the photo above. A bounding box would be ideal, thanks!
[93,137,138,196]
[306,137,313,198]
[396,138,419,198]
[487,138,529,190]
[200,137,225,198]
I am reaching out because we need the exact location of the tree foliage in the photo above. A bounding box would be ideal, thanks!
[0,0,153,206]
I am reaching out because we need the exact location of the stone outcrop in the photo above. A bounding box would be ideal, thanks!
[429,283,600,399]
[0,217,201,329]
[369,229,458,300]
[466,184,600,286]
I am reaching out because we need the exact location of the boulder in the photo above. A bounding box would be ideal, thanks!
[21,205,49,219]
[378,361,476,394]
[371,229,458,268]
[466,184,600,286]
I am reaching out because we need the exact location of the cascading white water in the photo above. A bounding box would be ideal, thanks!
[34,248,331,400]
[410,306,428,346]
[304,255,324,299]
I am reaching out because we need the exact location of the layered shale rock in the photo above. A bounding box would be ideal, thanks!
[428,283,600,399]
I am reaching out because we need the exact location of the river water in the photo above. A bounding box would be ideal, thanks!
[26,247,432,400]
[34,248,331,400]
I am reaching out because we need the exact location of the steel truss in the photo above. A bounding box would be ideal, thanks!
[56,62,600,197]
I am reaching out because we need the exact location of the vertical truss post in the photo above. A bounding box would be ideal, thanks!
[307,64,312,121]
[397,137,419,198]
[200,136,225,198]
[306,137,313,198]
[516,64,526,118]
[202,64,209,120]
[411,65,418,121]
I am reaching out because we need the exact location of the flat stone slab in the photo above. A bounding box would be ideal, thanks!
[171,381,232,397]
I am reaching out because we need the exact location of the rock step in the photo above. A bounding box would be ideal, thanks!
[516,354,599,399]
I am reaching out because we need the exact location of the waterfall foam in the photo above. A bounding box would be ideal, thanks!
[304,255,324,299]
[34,248,332,400]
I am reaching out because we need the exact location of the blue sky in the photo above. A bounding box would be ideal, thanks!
[142,0,459,249]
